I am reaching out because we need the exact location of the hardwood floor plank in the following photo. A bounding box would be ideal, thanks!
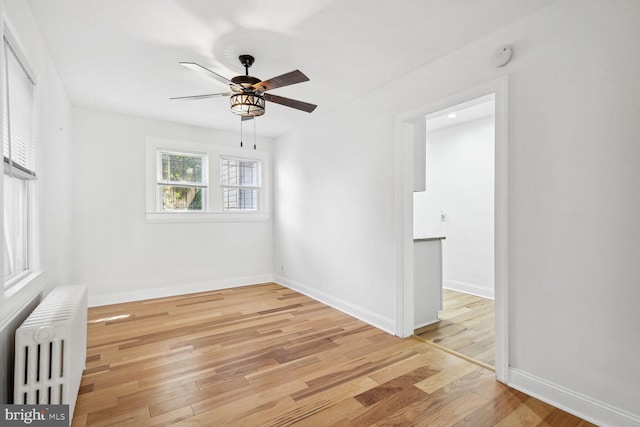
[452,383,530,426]
[354,365,436,407]
[541,409,594,426]
[244,356,325,388]
[367,348,442,385]
[148,406,194,427]
[234,396,303,427]
[85,406,149,426]
[273,398,362,427]
[72,283,594,426]
[292,350,419,402]
[287,376,379,417]
[117,380,200,408]
[373,371,490,426]
[73,381,139,416]
[351,385,428,425]
[494,400,551,427]
[414,359,480,394]
[189,379,308,420]
[412,391,489,426]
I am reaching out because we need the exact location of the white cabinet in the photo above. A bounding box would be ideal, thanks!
[414,237,444,329]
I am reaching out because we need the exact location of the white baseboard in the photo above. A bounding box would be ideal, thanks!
[509,368,640,427]
[274,274,396,334]
[444,279,494,300]
[88,274,274,307]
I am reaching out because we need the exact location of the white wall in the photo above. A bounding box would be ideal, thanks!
[0,0,73,403]
[414,116,495,298]
[71,108,274,305]
[274,103,398,332]
[274,0,640,423]
[39,40,74,294]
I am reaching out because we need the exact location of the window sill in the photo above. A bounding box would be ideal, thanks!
[146,211,271,223]
[5,270,43,299]
[1,271,44,330]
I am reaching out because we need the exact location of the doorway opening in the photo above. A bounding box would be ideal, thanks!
[394,77,508,382]
[414,94,496,369]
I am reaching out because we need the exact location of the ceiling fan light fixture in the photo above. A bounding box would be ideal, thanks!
[173,55,316,117]
[230,93,265,117]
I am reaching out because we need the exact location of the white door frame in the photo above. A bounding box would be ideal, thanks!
[394,76,509,383]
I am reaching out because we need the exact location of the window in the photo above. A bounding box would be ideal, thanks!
[3,32,38,288]
[221,157,260,211]
[157,150,207,211]
[146,137,270,222]
[4,175,28,279]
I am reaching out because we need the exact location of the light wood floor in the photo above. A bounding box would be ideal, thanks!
[72,283,593,426]
[417,289,495,367]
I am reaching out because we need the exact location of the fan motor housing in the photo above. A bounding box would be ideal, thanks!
[231,75,261,89]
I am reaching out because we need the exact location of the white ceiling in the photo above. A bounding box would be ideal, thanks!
[426,94,495,132]
[26,0,557,138]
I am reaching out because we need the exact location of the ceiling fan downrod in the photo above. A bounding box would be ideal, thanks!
[239,54,255,76]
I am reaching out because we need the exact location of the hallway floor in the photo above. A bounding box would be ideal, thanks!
[417,289,495,367]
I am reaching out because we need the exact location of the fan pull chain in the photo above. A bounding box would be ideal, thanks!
[253,117,257,150]
[240,117,243,148]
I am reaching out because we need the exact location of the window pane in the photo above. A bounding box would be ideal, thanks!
[4,174,28,279]
[161,152,204,184]
[222,188,257,211]
[161,185,203,211]
[221,158,259,187]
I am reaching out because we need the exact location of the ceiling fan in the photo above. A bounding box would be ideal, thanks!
[171,54,317,120]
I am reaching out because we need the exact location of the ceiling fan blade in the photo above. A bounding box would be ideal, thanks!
[264,93,317,113]
[170,92,232,101]
[253,70,309,92]
[179,62,239,89]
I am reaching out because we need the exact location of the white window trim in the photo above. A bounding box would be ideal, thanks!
[145,137,270,223]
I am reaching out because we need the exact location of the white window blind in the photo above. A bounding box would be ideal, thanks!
[3,35,37,179]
